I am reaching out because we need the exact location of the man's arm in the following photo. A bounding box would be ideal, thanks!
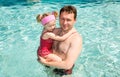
[38,34,82,69]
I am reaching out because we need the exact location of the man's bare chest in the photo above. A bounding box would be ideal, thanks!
[58,40,70,54]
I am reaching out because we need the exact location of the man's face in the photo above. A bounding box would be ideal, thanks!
[59,12,76,32]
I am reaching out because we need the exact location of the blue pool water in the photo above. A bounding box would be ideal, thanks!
[0,0,120,77]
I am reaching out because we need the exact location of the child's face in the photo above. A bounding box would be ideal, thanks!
[44,20,56,31]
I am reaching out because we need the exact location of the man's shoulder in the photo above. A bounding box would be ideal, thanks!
[53,28,61,31]
[71,32,82,42]
[53,28,61,34]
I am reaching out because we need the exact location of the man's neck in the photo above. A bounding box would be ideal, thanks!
[61,28,74,34]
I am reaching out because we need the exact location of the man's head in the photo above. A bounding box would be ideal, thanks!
[60,5,77,20]
[59,5,77,32]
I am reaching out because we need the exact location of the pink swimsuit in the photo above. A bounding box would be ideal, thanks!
[37,36,53,57]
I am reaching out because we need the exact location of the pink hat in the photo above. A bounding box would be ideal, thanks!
[41,15,55,25]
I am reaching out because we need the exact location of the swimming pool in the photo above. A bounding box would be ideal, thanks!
[0,0,120,77]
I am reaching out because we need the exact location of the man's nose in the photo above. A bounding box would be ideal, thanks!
[63,20,67,25]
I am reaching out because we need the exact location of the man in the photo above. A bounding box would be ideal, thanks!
[38,5,82,77]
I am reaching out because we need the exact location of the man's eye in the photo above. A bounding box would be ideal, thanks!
[67,19,71,21]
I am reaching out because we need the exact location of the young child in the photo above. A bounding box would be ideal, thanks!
[36,11,72,62]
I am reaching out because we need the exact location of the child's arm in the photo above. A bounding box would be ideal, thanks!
[46,31,73,41]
